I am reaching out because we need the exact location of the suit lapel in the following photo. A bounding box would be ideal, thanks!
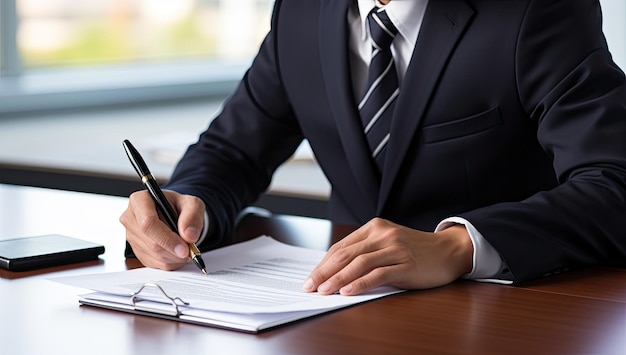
[319,0,379,215]
[378,0,475,212]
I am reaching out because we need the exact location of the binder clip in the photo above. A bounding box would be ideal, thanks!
[130,283,189,317]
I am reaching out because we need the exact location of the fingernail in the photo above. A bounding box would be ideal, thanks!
[318,282,332,293]
[174,244,188,258]
[185,227,200,242]
[340,284,353,295]
[302,278,314,291]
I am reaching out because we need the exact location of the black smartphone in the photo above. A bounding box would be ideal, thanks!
[0,234,105,271]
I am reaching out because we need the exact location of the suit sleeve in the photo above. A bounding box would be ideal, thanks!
[462,0,626,282]
[164,0,303,249]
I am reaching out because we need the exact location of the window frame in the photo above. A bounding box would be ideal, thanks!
[0,0,21,77]
[0,59,245,115]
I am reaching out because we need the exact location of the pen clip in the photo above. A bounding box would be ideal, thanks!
[122,139,151,179]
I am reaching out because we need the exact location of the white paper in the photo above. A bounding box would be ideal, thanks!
[54,236,403,315]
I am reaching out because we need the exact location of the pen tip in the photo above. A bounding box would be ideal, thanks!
[202,268,208,275]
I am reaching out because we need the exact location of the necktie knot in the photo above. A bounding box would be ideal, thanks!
[368,8,398,52]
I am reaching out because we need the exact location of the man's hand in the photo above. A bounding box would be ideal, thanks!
[302,218,473,295]
[119,190,206,270]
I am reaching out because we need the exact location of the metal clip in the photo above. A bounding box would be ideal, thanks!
[130,283,189,317]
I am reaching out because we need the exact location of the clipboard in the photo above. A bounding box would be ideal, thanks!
[77,282,341,333]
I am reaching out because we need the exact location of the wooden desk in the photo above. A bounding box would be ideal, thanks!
[1,184,625,355]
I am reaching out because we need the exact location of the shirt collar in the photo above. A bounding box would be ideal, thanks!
[357,0,429,44]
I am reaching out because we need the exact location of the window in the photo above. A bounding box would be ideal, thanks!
[0,0,624,116]
[0,0,274,115]
[17,0,272,68]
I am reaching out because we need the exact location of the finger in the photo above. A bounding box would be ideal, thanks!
[340,263,411,295]
[125,190,160,220]
[125,229,188,270]
[317,246,404,295]
[122,191,190,260]
[304,237,385,294]
[302,238,365,292]
[123,214,190,270]
[168,192,206,244]
[302,218,388,293]
[128,211,190,261]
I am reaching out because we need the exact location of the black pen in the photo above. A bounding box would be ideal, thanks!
[122,139,207,275]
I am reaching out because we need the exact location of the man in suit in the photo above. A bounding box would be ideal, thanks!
[121,0,626,296]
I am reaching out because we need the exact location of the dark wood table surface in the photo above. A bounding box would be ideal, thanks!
[1,184,625,355]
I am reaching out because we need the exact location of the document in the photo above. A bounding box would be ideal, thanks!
[53,236,403,332]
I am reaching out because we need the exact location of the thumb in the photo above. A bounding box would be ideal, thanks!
[174,194,206,244]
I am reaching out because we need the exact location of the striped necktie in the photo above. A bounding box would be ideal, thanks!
[359,6,399,173]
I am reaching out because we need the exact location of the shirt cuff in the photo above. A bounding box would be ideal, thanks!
[435,217,513,284]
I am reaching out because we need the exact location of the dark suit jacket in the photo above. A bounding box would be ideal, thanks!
[167,0,626,283]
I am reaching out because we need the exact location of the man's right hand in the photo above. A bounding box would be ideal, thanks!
[119,190,206,270]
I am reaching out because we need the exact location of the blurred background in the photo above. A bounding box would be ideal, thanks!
[0,0,624,218]
[1,0,623,114]
[11,0,626,72]
[0,0,329,217]
[17,0,272,68]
